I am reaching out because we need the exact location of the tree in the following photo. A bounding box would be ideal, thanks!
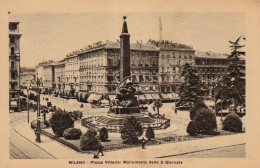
[179,63,204,109]
[80,128,99,151]
[121,116,143,144]
[190,101,208,120]
[194,108,217,134]
[49,110,74,137]
[215,36,245,113]
[145,126,155,141]
[99,127,108,142]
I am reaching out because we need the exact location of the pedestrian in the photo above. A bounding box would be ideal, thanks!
[142,137,146,149]
[175,108,177,115]
[97,142,104,156]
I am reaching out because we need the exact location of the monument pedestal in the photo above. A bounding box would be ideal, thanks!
[111,107,140,114]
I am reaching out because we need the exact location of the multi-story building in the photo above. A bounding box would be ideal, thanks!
[53,59,65,95]
[149,40,195,95]
[42,63,55,91]
[9,22,22,112]
[20,67,36,87]
[35,60,55,93]
[76,41,159,97]
[194,51,229,96]
[64,52,80,97]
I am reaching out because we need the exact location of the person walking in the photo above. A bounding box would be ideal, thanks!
[142,137,146,149]
[97,142,104,156]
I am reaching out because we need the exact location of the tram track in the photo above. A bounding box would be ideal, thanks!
[9,142,31,159]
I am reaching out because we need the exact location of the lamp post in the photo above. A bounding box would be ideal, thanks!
[31,78,43,143]
[26,82,30,123]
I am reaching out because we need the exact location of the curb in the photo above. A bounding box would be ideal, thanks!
[156,143,246,158]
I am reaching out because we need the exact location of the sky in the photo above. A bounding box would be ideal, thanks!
[9,12,245,67]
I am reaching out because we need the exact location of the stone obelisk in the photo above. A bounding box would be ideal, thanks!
[120,16,131,82]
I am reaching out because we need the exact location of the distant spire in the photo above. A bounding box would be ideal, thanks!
[159,17,162,41]
[122,16,128,33]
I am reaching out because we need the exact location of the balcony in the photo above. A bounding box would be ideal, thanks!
[195,64,228,68]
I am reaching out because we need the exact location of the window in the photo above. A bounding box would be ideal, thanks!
[11,83,15,90]
[11,72,15,79]
[153,76,157,81]
[108,59,113,66]
[11,47,15,55]
[139,75,144,82]
[9,23,17,30]
[145,76,150,82]
[12,93,16,98]
[162,67,164,73]
[10,36,15,44]
[162,76,165,82]
[11,61,14,69]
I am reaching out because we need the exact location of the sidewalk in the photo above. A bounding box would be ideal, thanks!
[14,123,245,159]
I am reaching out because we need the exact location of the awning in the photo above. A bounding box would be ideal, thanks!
[144,94,153,100]
[87,94,96,101]
[82,92,88,99]
[138,95,146,100]
[151,94,160,99]
[93,94,102,101]
[167,93,174,99]
[161,93,169,99]
[108,95,116,101]
[171,93,179,99]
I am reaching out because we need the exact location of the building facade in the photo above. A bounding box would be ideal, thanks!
[9,22,22,112]
[77,41,159,96]
[194,51,229,96]
[53,60,65,95]
[36,60,56,93]
[20,67,36,87]
[64,52,80,97]
[149,40,195,94]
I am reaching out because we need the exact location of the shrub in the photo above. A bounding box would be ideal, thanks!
[99,127,108,142]
[68,111,83,120]
[190,101,208,120]
[194,108,217,134]
[63,128,82,140]
[73,111,83,120]
[49,110,74,137]
[121,116,143,144]
[186,120,198,136]
[223,113,242,132]
[145,126,155,141]
[80,129,99,151]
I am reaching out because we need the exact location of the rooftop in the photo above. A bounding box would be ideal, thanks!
[148,39,194,50]
[195,50,228,59]
[66,41,159,57]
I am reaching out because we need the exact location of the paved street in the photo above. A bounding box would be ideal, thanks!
[9,111,56,159]
[10,99,246,159]
[170,144,245,158]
